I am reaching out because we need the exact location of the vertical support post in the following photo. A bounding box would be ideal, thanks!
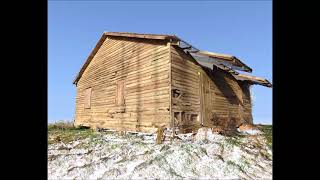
[167,40,174,140]
[198,71,204,126]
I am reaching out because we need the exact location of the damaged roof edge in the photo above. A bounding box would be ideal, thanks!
[195,51,252,73]
[232,56,253,73]
[233,73,272,87]
[190,53,271,88]
[73,32,265,85]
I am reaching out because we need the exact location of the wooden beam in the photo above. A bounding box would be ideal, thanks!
[104,32,179,41]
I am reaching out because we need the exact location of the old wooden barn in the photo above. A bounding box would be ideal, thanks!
[73,32,271,134]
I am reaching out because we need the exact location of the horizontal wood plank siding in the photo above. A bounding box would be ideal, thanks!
[170,45,253,131]
[74,35,254,133]
[74,36,171,132]
[170,46,202,132]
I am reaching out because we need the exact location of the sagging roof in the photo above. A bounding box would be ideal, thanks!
[191,53,272,88]
[194,51,252,72]
[190,52,240,75]
[73,32,270,87]
[232,74,272,87]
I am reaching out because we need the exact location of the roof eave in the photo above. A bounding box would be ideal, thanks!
[233,74,272,88]
[103,32,180,41]
[193,51,253,73]
[73,33,108,85]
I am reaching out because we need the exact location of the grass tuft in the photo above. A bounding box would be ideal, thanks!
[48,121,78,130]
[48,121,97,144]
[225,136,242,147]
[256,124,272,149]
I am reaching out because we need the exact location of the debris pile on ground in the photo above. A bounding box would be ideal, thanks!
[48,126,272,179]
[238,124,263,135]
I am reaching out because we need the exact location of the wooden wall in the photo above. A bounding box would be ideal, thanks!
[74,37,253,133]
[202,67,253,129]
[170,46,202,133]
[74,36,171,132]
[170,45,253,132]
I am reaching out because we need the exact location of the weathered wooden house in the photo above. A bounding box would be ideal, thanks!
[73,32,271,134]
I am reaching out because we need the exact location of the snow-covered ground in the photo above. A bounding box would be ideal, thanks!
[48,128,272,179]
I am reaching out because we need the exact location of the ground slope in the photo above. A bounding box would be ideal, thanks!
[48,125,272,179]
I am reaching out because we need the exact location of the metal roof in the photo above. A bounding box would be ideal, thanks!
[193,51,252,72]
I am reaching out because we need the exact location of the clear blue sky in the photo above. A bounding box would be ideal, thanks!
[48,1,272,124]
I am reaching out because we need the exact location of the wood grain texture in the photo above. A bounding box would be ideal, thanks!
[74,35,254,134]
[74,36,171,132]
[170,45,253,132]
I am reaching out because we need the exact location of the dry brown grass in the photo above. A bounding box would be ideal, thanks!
[48,121,95,144]
[48,121,75,130]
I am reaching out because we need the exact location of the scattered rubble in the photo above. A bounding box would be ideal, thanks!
[238,124,263,135]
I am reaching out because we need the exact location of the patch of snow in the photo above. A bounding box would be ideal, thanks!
[48,130,272,179]
[238,128,263,135]
[177,133,194,142]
